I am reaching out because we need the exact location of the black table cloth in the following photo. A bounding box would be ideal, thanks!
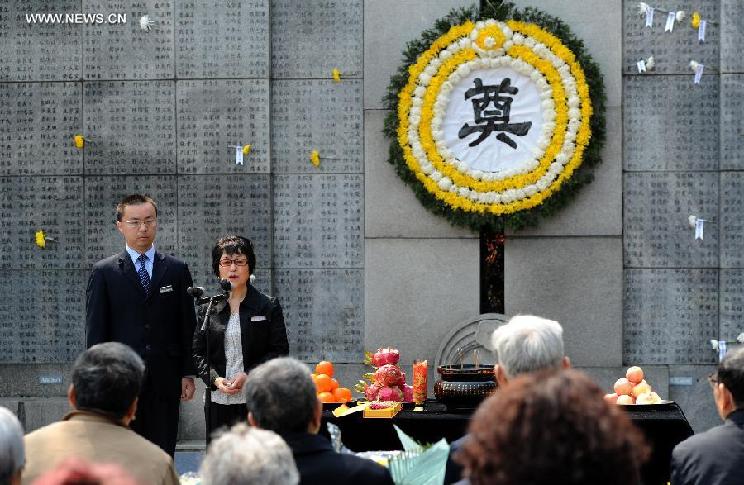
[322,400,693,485]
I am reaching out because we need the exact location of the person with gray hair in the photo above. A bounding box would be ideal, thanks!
[22,343,179,485]
[200,424,298,485]
[445,314,570,484]
[491,314,570,386]
[0,407,24,485]
[245,357,393,485]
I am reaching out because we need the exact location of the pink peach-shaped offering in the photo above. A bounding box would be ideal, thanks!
[626,366,644,384]
[632,380,652,398]
[617,394,635,405]
[614,378,634,396]
[604,393,619,404]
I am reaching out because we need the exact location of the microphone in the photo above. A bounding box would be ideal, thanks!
[192,279,233,305]
[219,279,232,292]
[187,286,205,298]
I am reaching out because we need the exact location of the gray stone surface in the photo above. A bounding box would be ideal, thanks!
[175,0,269,79]
[668,364,720,433]
[178,381,206,441]
[0,0,81,82]
[0,82,81,176]
[624,269,718,364]
[84,175,178,266]
[273,174,363,269]
[364,110,475,239]
[275,269,364,362]
[0,176,84,270]
[83,81,176,175]
[271,0,362,79]
[720,171,744,268]
[82,1,174,80]
[509,107,622,236]
[363,0,471,109]
[177,79,270,174]
[624,75,719,171]
[0,365,72,397]
[720,270,744,342]
[271,80,363,174]
[21,397,71,433]
[720,75,744,170]
[178,174,272,285]
[580,365,670,399]
[721,0,744,73]
[623,0,719,75]
[365,238,479,366]
[624,172,718,268]
[505,237,623,367]
[514,0,622,107]
[0,270,86,363]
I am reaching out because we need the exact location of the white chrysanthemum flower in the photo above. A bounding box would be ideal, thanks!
[438,177,453,191]
[421,163,434,174]
[503,40,513,51]
[676,10,685,22]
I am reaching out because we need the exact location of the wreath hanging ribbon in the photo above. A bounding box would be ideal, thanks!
[384,3,606,230]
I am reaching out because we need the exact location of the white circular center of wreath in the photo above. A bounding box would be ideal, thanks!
[440,67,543,174]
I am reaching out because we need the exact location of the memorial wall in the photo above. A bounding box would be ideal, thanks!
[0,0,364,395]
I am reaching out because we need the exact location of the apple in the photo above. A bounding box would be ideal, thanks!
[632,380,652,398]
[636,391,662,405]
[626,366,644,384]
[617,394,635,405]
[613,378,634,396]
[604,393,619,404]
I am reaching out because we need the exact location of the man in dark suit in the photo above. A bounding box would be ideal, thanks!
[86,194,197,457]
[671,347,744,485]
[244,357,394,485]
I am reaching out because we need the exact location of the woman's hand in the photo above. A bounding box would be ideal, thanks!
[227,372,248,392]
[214,377,240,395]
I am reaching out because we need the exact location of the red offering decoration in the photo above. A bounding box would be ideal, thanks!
[413,360,428,404]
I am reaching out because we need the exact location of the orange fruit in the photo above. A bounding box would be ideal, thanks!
[315,361,334,377]
[318,391,335,403]
[315,373,333,393]
[329,378,339,391]
[334,387,352,402]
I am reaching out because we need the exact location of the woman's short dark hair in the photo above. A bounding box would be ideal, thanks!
[212,235,256,277]
[456,369,649,485]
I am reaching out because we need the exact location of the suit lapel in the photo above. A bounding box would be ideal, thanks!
[118,252,146,297]
[149,252,169,299]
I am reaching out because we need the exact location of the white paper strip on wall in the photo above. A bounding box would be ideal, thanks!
[698,20,707,42]
[695,219,705,240]
[645,6,655,27]
[664,11,676,32]
[637,59,647,73]
[693,63,704,84]
[235,146,244,165]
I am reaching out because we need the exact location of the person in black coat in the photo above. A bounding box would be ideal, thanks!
[193,235,289,441]
[245,357,394,485]
[671,347,744,485]
[86,194,197,457]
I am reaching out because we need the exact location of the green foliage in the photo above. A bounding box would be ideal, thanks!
[383,2,606,231]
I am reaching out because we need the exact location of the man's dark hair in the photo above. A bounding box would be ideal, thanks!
[211,235,256,277]
[244,358,317,434]
[73,342,145,419]
[718,347,744,408]
[115,194,158,222]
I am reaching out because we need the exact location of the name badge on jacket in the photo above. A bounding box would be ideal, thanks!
[250,316,266,322]
[159,285,174,294]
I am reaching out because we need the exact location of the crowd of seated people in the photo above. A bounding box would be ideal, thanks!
[2,315,742,485]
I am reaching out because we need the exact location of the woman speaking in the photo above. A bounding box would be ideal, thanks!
[193,235,289,440]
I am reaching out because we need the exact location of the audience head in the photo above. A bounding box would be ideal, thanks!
[0,407,24,485]
[712,346,744,419]
[200,424,299,485]
[71,343,145,423]
[457,369,649,485]
[244,357,319,434]
[491,314,569,385]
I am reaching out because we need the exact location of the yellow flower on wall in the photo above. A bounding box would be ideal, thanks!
[310,149,321,167]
